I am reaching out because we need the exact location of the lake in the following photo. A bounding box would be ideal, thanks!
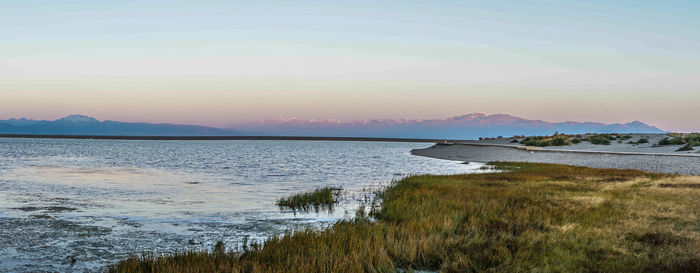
[0,138,484,272]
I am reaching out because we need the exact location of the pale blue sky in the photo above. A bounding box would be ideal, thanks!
[1,1,699,131]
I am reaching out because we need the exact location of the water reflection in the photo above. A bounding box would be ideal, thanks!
[0,138,486,272]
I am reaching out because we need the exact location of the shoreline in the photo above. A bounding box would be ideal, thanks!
[436,142,700,157]
[109,162,700,272]
[412,143,700,175]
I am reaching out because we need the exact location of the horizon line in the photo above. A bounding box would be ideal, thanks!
[1,113,658,129]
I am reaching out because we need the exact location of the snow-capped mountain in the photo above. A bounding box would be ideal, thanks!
[0,113,665,139]
[233,113,665,139]
[55,114,100,123]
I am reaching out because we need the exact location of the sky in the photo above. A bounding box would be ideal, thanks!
[1,0,699,132]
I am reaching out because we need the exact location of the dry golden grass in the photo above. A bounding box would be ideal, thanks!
[110,162,699,273]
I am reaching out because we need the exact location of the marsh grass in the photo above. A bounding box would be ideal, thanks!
[520,135,571,147]
[276,186,342,212]
[629,137,650,145]
[110,163,700,273]
[587,134,612,145]
[518,133,630,146]
[575,133,632,145]
[658,133,700,151]
[677,144,695,151]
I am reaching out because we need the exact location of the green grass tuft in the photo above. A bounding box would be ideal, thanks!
[676,143,695,151]
[657,133,700,151]
[109,163,699,273]
[588,135,612,145]
[520,135,570,147]
[628,137,650,145]
[276,187,341,212]
[658,133,700,147]
[517,133,630,146]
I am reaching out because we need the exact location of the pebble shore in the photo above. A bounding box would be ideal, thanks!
[412,142,700,175]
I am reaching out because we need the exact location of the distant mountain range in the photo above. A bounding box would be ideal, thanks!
[0,115,235,136]
[0,113,665,139]
[234,113,665,139]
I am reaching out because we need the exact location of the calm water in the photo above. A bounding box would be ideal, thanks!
[0,138,484,272]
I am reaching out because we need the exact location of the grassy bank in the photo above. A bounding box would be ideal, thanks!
[110,163,699,272]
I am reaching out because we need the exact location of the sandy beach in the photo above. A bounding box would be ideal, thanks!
[412,134,700,175]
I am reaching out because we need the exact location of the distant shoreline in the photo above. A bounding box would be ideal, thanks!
[412,142,700,175]
[0,134,454,143]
